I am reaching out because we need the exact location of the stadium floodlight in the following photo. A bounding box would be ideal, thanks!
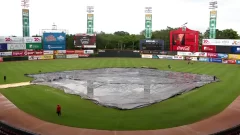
[209,1,218,10]
[87,6,94,13]
[145,7,152,14]
[21,0,29,9]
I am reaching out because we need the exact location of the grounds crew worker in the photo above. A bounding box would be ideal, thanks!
[56,104,61,116]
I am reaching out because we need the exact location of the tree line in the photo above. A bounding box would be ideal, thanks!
[35,27,240,50]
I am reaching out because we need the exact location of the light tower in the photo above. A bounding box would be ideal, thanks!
[144,7,152,39]
[209,1,218,39]
[21,0,30,37]
[86,6,94,35]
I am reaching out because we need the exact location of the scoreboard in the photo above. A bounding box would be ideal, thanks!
[140,39,164,51]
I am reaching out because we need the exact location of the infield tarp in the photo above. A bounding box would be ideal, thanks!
[27,68,217,110]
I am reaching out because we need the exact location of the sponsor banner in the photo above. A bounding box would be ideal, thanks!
[0,57,3,62]
[231,46,240,54]
[41,55,53,60]
[43,44,66,50]
[177,52,206,57]
[0,43,8,51]
[27,50,44,56]
[54,54,66,59]
[24,37,41,43]
[43,50,54,55]
[74,50,84,54]
[227,60,236,64]
[26,43,42,49]
[79,54,90,57]
[12,50,27,56]
[217,53,228,59]
[141,54,152,58]
[236,60,240,64]
[172,45,194,52]
[66,50,75,54]
[28,55,42,60]
[228,54,240,60]
[43,32,66,45]
[210,58,222,63]
[199,57,209,62]
[207,53,218,58]
[198,52,207,57]
[4,37,24,43]
[82,45,96,48]
[84,50,94,54]
[202,39,240,46]
[0,52,12,57]
[7,44,26,50]
[222,59,228,64]
[186,57,198,61]
[173,55,184,60]
[202,45,216,52]
[53,50,66,54]
[157,55,174,59]
[66,54,79,59]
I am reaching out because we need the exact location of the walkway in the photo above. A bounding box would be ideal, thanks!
[0,82,240,135]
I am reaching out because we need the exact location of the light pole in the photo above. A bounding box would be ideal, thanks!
[87,6,94,35]
[21,0,30,37]
[209,1,218,39]
[144,7,152,39]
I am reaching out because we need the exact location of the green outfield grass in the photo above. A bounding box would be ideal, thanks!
[0,58,240,130]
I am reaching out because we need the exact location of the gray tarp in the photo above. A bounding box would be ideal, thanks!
[27,68,216,110]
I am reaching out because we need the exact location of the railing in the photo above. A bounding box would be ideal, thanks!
[0,121,39,135]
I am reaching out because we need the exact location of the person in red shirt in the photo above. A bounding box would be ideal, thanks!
[56,105,61,116]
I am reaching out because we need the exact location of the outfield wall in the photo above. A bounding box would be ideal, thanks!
[141,52,240,65]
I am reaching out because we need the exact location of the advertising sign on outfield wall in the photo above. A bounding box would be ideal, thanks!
[74,50,84,54]
[236,60,240,64]
[199,57,209,62]
[41,55,53,60]
[0,52,12,57]
[222,59,228,64]
[84,50,94,54]
[141,54,152,58]
[207,53,218,58]
[43,50,54,55]
[24,37,42,43]
[12,50,27,56]
[7,44,26,50]
[54,50,66,54]
[217,53,228,59]
[26,43,42,49]
[66,50,75,54]
[28,55,42,60]
[228,54,240,60]
[173,55,184,60]
[231,46,240,54]
[210,58,222,63]
[227,60,236,64]
[202,45,216,52]
[202,39,240,46]
[78,54,90,57]
[4,37,24,43]
[55,54,66,59]
[0,44,8,51]
[27,50,44,56]
[66,54,78,59]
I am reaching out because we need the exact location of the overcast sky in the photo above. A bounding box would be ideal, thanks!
[0,0,239,36]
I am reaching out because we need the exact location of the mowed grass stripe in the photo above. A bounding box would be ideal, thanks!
[0,58,240,130]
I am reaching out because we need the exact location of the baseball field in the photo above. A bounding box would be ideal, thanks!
[0,58,239,130]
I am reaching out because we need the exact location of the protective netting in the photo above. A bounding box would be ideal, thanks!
[27,68,217,110]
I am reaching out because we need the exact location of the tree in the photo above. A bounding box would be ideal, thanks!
[203,29,239,39]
